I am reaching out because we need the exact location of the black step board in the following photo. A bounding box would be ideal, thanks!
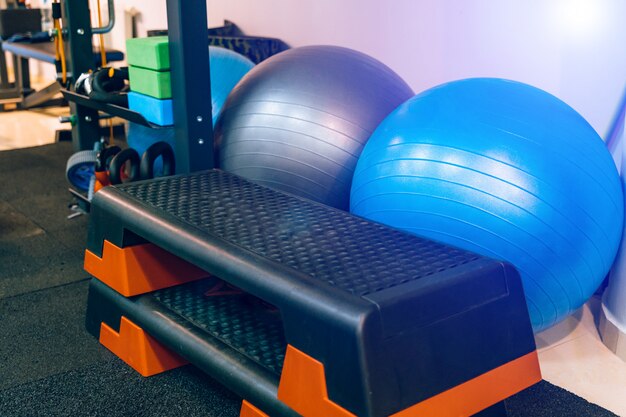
[86,170,536,417]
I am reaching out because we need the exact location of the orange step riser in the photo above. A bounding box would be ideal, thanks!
[277,345,541,417]
[85,240,208,296]
[99,316,188,377]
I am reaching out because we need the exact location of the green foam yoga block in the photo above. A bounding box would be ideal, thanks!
[126,36,170,71]
[128,66,171,99]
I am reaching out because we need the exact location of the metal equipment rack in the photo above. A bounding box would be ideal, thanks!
[62,0,212,174]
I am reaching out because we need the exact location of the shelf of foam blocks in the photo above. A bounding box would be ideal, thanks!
[84,170,542,417]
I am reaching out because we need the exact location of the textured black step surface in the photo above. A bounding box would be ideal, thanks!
[113,171,481,296]
[85,278,300,417]
[153,279,287,375]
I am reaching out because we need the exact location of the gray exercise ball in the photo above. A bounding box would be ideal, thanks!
[215,45,414,210]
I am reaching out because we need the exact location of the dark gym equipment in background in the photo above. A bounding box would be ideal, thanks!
[59,3,287,171]
[0,5,124,112]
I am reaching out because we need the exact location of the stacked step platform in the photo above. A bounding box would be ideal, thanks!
[84,169,541,417]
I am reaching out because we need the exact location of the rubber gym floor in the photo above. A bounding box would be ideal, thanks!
[0,142,617,416]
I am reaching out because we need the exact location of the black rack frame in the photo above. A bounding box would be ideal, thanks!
[64,0,101,151]
[65,0,213,173]
[61,89,159,128]
[166,0,213,172]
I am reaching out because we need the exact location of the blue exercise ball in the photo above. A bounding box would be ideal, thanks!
[350,78,624,332]
[128,46,254,173]
[216,45,414,210]
[208,46,255,124]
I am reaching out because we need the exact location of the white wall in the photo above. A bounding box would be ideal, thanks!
[107,0,626,139]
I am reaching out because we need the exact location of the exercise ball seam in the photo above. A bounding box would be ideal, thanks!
[358,198,585,306]
[221,151,353,190]
[221,99,375,138]
[353,148,618,265]
[359,134,621,215]
[220,124,366,158]
[351,167,607,280]
[220,145,356,179]
[226,165,346,202]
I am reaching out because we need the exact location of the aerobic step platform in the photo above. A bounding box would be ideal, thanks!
[84,170,541,417]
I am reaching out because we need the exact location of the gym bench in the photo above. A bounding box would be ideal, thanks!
[0,39,123,110]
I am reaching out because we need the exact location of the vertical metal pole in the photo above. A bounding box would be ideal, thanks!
[166,0,213,173]
[19,57,30,92]
[64,0,100,151]
[0,42,9,88]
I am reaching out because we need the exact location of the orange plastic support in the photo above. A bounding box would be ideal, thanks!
[392,350,541,417]
[94,170,110,193]
[240,400,270,417]
[99,316,188,377]
[84,240,208,296]
[277,345,356,417]
[277,345,541,417]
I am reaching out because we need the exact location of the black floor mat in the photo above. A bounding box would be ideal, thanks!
[0,360,241,417]
[506,381,617,417]
[0,143,88,298]
[0,217,86,298]
[0,143,618,417]
[0,280,103,389]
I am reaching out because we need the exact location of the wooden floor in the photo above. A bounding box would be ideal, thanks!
[0,106,67,151]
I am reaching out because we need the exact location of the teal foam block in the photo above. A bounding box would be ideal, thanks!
[128,91,173,126]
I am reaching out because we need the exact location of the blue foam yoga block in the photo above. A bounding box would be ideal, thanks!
[128,91,173,126]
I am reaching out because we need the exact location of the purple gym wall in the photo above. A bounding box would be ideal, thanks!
[108,0,626,142]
